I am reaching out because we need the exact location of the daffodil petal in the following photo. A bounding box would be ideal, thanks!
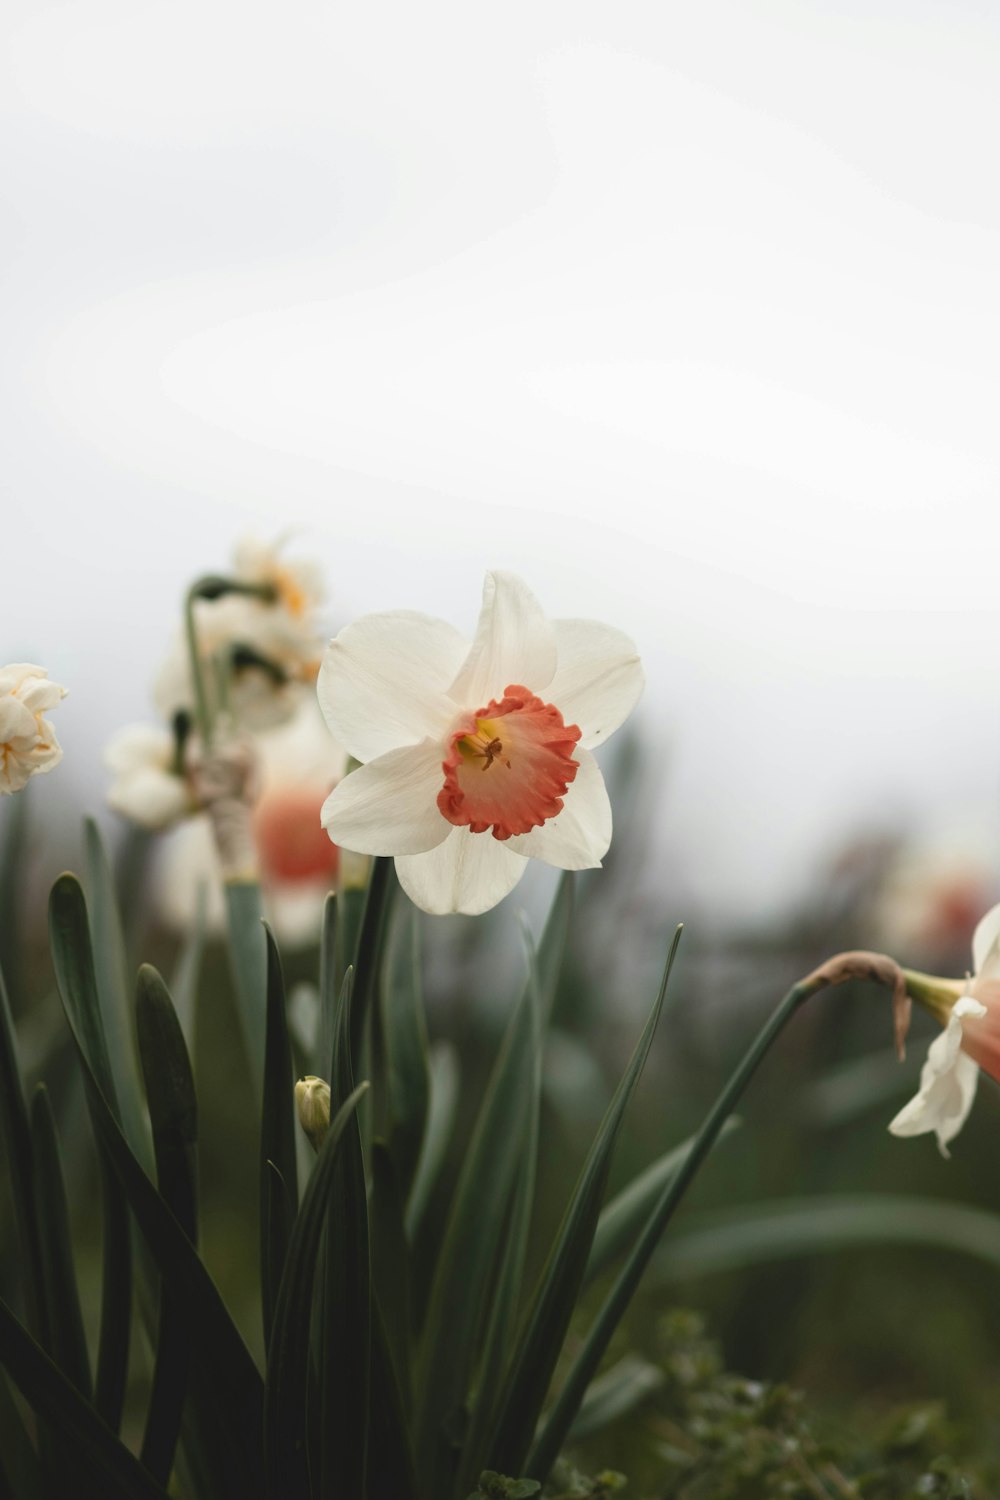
[504,748,611,869]
[0,697,38,744]
[105,724,173,775]
[448,572,557,707]
[394,827,528,915]
[318,610,469,762]
[320,741,452,856]
[972,902,1000,978]
[888,999,985,1156]
[108,769,190,830]
[546,620,644,749]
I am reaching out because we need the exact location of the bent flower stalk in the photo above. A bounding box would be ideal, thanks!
[318,571,643,914]
[0,664,67,795]
[891,902,1000,1155]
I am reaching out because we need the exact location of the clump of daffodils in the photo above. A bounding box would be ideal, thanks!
[318,571,643,915]
[0,664,67,795]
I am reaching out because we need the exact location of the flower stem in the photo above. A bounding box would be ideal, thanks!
[527,952,898,1484]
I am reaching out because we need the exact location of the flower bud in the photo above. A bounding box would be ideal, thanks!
[295,1075,331,1151]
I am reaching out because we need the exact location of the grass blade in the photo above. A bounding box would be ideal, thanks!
[483,926,682,1482]
[404,1041,459,1245]
[94,1146,132,1433]
[0,961,46,1339]
[367,1297,419,1500]
[84,818,153,1173]
[0,1368,42,1500]
[568,1354,663,1444]
[263,1081,369,1500]
[260,925,299,1352]
[382,905,429,1205]
[0,1296,171,1500]
[223,880,267,1096]
[29,1085,93,1400]
[348,855,394,1074]
[135,965,198,1490]
[370,1141,412,1408]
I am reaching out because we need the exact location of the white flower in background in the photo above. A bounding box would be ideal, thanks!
[105,724,193,830]
[318,571,643,915]
[0,664,66,795]
[890,903,1000,1154]
[155,698,344,946]
[154,535,326,732]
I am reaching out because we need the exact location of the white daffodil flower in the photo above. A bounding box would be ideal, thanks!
[0,664,66,795]
[890,902,1000,1154]
[317,571,643,916]
[105,724,192,830]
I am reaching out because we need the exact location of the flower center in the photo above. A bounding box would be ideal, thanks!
[438,685,581,840]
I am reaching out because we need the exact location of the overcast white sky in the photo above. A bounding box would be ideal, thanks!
[4,0,1000,917]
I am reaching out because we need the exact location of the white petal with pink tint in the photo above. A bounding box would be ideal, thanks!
[318,610,469,762]
[321,741,452,856]
[546,620,644,749]
[972,902,1000,979]
[889,996,986,1157]
[505,748,611,870]
[395,827,528,915]
[448,572,557,706]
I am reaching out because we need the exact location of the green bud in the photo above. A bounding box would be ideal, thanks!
[295,1075,331,1151]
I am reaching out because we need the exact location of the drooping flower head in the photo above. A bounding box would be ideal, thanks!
[105,723,194,830]
[890,902,1000,1154]
[0,664,67,795]
[317,571,643,915]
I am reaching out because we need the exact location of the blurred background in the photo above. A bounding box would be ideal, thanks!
[5,0,1000,1485]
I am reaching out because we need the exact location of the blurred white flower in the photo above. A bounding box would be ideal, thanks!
[0,664,66,795]
[105,724,192,830]
[154,535,326,732]
[156,697,344,946]
[891,902,1000,1153]
[318,570,643,915]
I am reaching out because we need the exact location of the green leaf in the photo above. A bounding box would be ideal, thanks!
[348,856,394,1074]
[263,1081,369,1500]
[316,892,337,1077]
[84,818,154,1174]
[367,1297,419,1500]
[414,953,544,1500]
[0,960,46,1339]
[404,1041,459,1244]
[30,1085,93,1400]
[585,1119,741,1286]
[0,1368,42,1500]
[223,880,268,1095]
[49,874,122,1118]
[51,895,265,1498]
[260,925,300,1353]
[456,926,543,1497]
[535,872,574,1022]
[0,1295,171,1500]
[0,790,29,1007]
[94,1148,132,1434]
[135,965,198,1490]
[169,878,209,1050]
[382,905,430,1206]
[567,1354,664,1443]
[653,1193,1000,1281]
[484,926,682,1482]
[320,967,371,1499]
[370,1141,412,1408]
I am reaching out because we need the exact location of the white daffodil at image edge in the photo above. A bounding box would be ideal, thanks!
[890,903,1000,1156]
[0,664,67,795]
[317,571,644,916]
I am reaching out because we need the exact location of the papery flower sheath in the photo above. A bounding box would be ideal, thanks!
[318,571,643,915]
[0,664,66,795]
[890,903,1000,1154]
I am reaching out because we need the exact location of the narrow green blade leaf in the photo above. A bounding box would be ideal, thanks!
[30,1085,93,1400]
[49,874,121,1117]
[320,966,371,1500]
[263,1082,369,1500]
[52,923,265,1497]
[0,791,29,1007]
[456,928,543,1497]
[94,1148,132,1434]
[0,1296,171,1500]
[84,818,154,1174]
[536,872,574,1022]
[316,892,337,1076]
[370,1141,412,1409]
[223,880,267,1095]
[260,925,299,1352]
[382,905,429,1205]
[484,926,682,1481]
[404,1041,459,1245]
[0,1368,42,1500]
[0,960,46,1339]
[136,966,198,1490]
[414,957,543,1500]
[585,1119,741,1286]
[349,856,394,1074]
[654,1194,1000,1281]
[169,879,209,1050]
[367,1297,419,1500]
